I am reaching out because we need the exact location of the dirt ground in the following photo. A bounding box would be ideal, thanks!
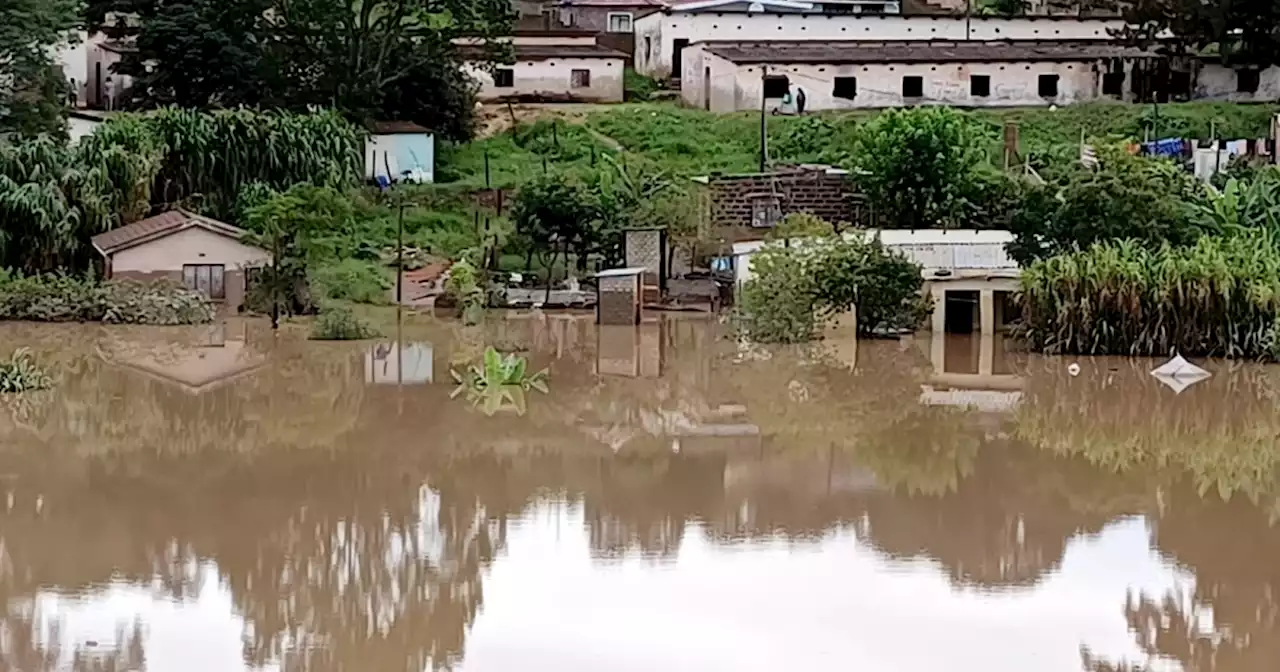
[476,103,619,146]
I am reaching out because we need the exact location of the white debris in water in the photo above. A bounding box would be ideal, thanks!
[1068,363,1081,376]
[1150,354,1212,394]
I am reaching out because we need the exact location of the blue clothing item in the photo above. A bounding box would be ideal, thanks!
[374,174,392,190]
[1143,138,1184,157]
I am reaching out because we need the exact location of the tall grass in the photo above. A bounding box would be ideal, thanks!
[1017,232,1280,360]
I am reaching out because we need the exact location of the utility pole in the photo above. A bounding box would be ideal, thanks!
[271,229,281,330]
[396,202,405,305]
[759,65,768,173]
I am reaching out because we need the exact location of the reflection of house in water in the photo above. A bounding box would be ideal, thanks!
[596,323,664,377]
[365,342,434,384]
[918,333,1024,413]
[98,322,267,394]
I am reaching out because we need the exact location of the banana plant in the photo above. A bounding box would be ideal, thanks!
[450,347,549,416]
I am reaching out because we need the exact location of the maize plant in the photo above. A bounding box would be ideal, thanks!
[1016,230,1280,360]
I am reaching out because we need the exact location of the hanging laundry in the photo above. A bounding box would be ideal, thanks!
[1144,138,1184,158]
[1258,139,1272,156]
[1227,139,1248,155]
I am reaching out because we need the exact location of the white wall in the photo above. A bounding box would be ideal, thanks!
[684,51,1114,111]
[53,31,90,107]
[467,58,625,102]
[1194,63,1280,103]
[635,13,1127,76]
[88,46,132,109]
[112,228,271,274]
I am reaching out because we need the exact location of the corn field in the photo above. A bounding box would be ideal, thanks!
[0,108,362,272]
[1017,232,1280,360]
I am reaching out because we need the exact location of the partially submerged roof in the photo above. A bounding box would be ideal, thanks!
[91,210,251,256]
[699,39,1153,64]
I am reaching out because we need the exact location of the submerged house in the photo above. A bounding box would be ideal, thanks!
[91,210,272,312]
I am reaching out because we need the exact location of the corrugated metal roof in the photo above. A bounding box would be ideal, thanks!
[91,210,250,255]
[701,39,1154,64]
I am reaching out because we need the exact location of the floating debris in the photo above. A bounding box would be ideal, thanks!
[1150,354,1211,394]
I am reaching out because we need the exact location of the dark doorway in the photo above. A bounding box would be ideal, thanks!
[763,75,790,98]
[672,38,689,78]
[703,67,711,109]
[944,291,978,334]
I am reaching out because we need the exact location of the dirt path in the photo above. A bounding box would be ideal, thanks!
[476,103,624,150]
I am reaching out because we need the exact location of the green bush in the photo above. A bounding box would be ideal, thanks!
[0,274,214,324]
[0,348,53,393]
[624,68,662,102]
[736,228,929,343]
[311,259,392,304]
[310,305,379,341]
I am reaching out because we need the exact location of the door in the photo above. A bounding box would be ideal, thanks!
[672,39,689,79]
[703,67,711,110]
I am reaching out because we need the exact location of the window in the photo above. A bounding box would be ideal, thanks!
[607,12,633,33]
[1038,74,1059,98]
[1102,71,1124,96]
[571,69,591,88]
[644,36,652,63]
[494,68,514,88]
[902,75,923,98]
[749,195,782,228]
[763,74,790,99]
[1169,70,1191,98]
[833,76,857,100]
[1237,69,1260,93]
[183,264,225,300]
[970,74,990,97]
[860,3,887,13]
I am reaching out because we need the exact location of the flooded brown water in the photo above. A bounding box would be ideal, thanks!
[0,314,1278,672]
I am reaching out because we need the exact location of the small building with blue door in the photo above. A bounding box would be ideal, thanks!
[365,121,435,185]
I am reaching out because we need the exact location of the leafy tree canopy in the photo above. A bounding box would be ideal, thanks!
[86,0,515,141]
[0,0,82,136]
[1121,0,1280,66]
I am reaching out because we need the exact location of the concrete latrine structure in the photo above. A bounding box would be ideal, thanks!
[595,267,647,325]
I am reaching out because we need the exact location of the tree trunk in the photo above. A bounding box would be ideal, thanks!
[543,246,558,306]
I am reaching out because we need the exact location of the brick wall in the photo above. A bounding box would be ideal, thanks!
[705,168,872,242]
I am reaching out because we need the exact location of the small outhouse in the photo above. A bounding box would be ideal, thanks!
[595,267,646,325]
[365,121,435,185]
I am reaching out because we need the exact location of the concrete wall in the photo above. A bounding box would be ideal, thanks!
[88,45,132,109]
[467,57,625,102]
[365,133,435,183]
[53,31,91,107]
[1195,63,1280,103]
[684,50,1118,111]
[67,116,102,145]
[635,13,1127,76]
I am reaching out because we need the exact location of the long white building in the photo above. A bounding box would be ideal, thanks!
[634,0,1129,79]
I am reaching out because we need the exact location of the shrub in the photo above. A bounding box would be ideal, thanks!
[0,348,53,393]
[445,255,487,325]
[310,259,392,305]
[736,229,929,343]
[310,305,379,341]
[624,68,661,102]
[0,274,214,324]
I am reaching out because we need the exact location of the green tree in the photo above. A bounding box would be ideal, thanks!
[0,0,82,136]
[811,236,931,336]
[851,106,984,229]
[511,172,594,283]
[1005,147,1209,265]
[1121,0,1280,66]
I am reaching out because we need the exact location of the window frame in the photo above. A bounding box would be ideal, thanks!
[493,68,515,88]
[606,12,633,33]
[763,74,790,99]
[571,68,591,89]
[183,264,226,300]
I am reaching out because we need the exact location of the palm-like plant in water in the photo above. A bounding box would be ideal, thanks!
[451,347,549,416]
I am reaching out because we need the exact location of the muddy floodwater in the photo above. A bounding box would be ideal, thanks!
[2,314,1279,672]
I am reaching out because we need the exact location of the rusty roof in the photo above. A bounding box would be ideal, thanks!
[700,40,1155,64]
[91,210,250,256]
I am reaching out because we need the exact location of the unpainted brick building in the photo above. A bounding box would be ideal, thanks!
[698,166,872,242]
